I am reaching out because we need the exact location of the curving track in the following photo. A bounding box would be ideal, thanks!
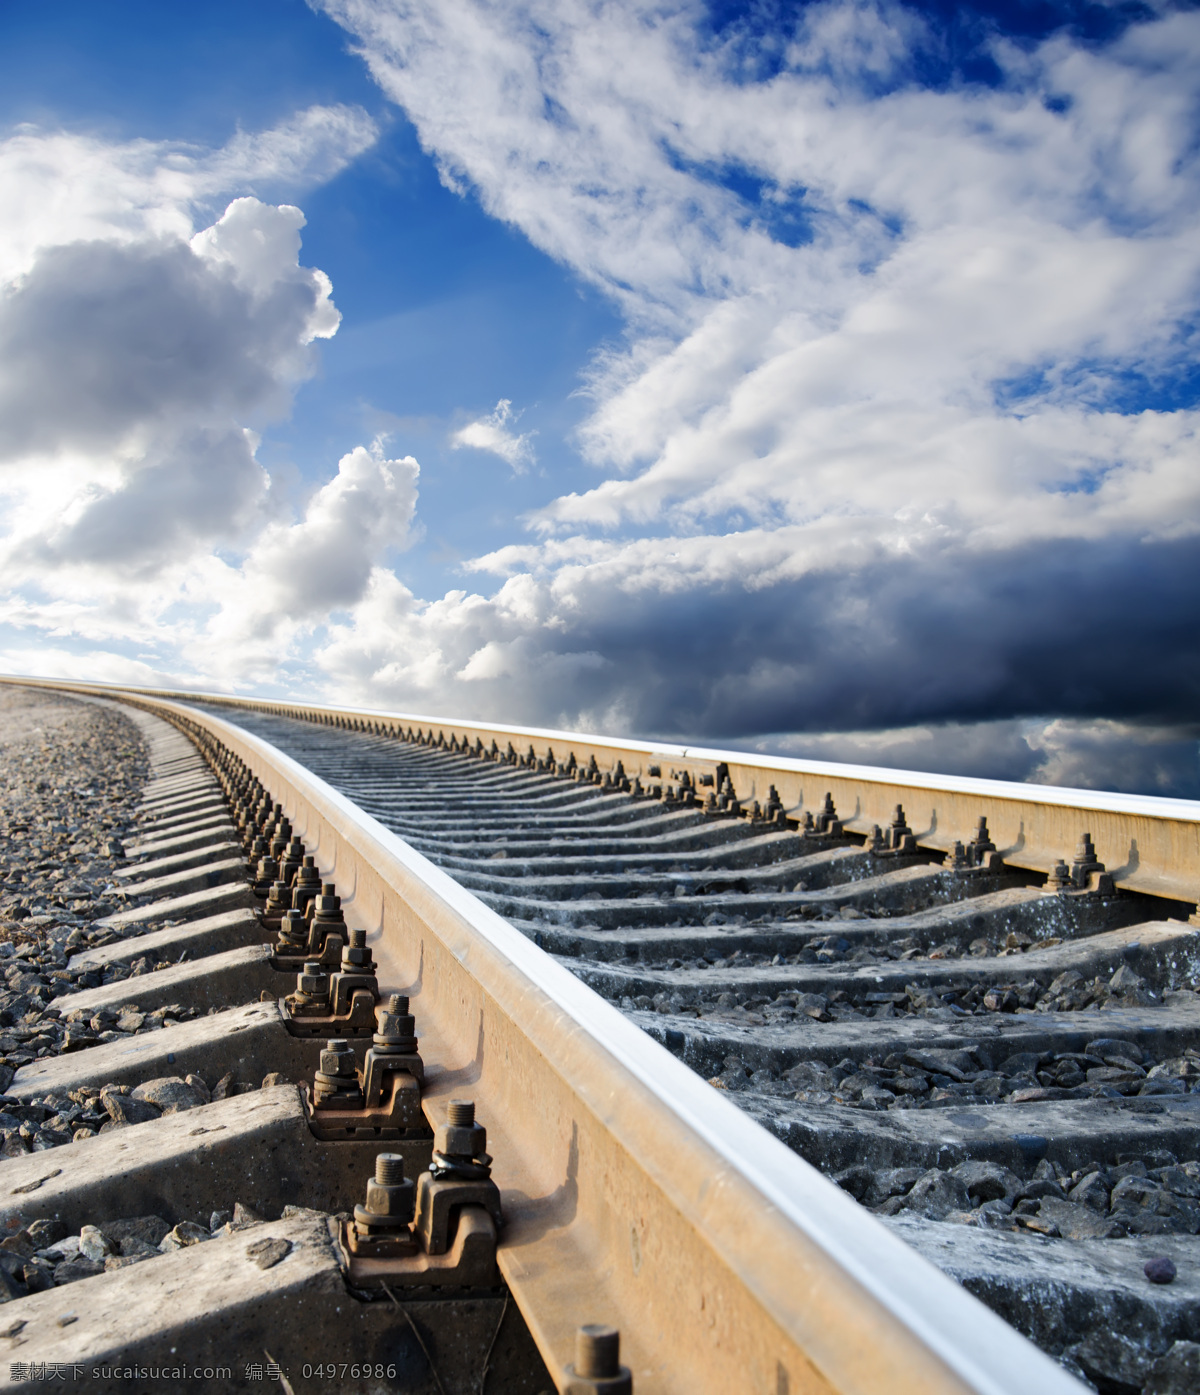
[0,681,1197,1394]
[195,702,1200,1395]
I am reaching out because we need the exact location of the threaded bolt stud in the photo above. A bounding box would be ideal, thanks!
[389,994,408,1015]
[576,1326,620,1380]
[375,1153,405,1185]
[447,1100,475,1127]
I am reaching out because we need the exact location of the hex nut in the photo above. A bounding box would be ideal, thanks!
[319,1040,357,1077]
[298,962,327,995]
[437,1120,486,1158]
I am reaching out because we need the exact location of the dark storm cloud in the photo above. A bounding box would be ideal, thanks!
[746,719,1200,800]
[488,532,1200,797]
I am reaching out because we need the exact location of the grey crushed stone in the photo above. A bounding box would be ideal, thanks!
[0,688,211,1110]
[707,1030,1200,1119]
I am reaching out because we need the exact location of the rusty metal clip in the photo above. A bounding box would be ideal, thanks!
[282,928,379,1038]
[339,1141,500,1291]
[273,883,346,970]
[305,997,428,1140]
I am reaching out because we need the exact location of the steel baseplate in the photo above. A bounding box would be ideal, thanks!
[283,988,379,1037]
[338,1208,501,1292]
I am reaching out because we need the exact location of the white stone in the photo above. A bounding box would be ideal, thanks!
[78,1225,111,1262]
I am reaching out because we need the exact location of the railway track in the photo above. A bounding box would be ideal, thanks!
[0,681,1197,1394]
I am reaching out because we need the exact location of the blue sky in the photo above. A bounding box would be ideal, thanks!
[1,0,1198,796]
[0,0,621,599]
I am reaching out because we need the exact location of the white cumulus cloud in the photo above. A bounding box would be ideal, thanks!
[200,438,420,677]
[0,108,409,687]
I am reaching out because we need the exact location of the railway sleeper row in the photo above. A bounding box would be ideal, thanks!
[184,707,1200,1395]
[0,697,563,1395]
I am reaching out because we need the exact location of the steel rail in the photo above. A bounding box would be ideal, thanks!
[9,679,1200,909]
[1,677,1089,1393]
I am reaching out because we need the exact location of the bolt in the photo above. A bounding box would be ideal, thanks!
[278,910,308,949]
[265,878,290,916]
[374,995,417,1051]
[358,1153,415,1227]
[377,993,410,1024]
[295,856,320,883]
[311,883,346,931]
[375,1154,405,1185]
[291,858,322,913]
[313,882,341,912]
[1072,832,1103,879]
[281,837,305,884]
[969,817,996,864]
[1048,859,1073,891]
[297,961,327,996]
[437,1098,486,1159]
[576,1326,620,1380]
[341,928,375,971]
[312,1033,363,1107]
